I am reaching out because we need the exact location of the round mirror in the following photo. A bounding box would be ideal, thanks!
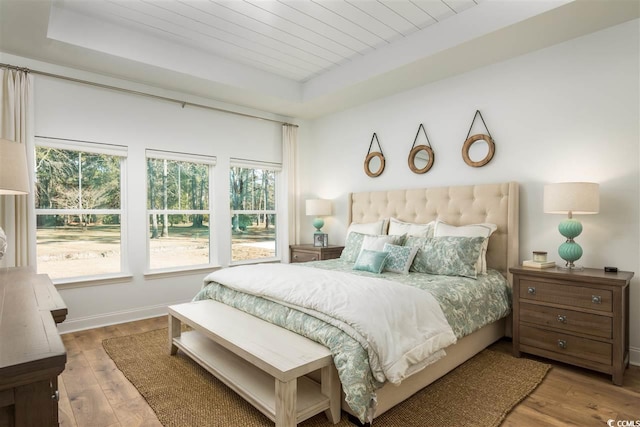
[408,145,434,174]
[462,134,495,167]
[364,152,385,177]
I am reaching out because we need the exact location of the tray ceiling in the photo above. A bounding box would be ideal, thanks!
[0,0,637,118]
[59,0,480,82]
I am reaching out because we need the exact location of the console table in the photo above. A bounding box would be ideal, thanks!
[0,267,67,427]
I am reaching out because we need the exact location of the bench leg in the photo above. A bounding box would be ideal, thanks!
[321,364,341,424]
[275,378,296,427]
[168,314,181,355]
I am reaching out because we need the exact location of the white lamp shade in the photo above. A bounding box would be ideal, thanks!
[306,199,332,216]
[543,182,599,214]
[0,138,30,195]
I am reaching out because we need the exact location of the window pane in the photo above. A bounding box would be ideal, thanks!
[147,159,209,210]
[231,214,276,261]
[35,147,120,209]
[148,214,209,269]
[230,167,276,211]
[36,214,121,279]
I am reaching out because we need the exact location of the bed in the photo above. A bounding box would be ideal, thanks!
[194,181,519,423]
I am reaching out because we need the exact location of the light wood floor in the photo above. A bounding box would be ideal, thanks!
[58,316,640,427]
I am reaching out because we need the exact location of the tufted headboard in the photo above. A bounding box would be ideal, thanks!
[348,182,519,284]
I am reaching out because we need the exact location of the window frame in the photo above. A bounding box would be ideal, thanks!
[145,149,216,274]
[34,137,128,283]
[229,158,281,265]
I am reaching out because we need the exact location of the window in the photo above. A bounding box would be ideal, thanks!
[35,139,126,280]
[230,161,279,263]
[146,150,215,271]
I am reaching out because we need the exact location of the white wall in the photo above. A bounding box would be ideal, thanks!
[300,20,640,363]
[0,53,288,333]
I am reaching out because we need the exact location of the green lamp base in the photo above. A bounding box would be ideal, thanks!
[313,217,325,234]
[557,218,584,269]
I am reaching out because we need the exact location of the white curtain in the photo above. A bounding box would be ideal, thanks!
[0,68,35,268]
[281,124,298,262]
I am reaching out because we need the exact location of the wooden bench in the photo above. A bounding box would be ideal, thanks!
[168,300,341,427]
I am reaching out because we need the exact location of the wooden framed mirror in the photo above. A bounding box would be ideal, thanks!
[407,123,435,174]
[364,152,385,177]
[462,134,495,167]
[364,132,385,177]
[462,110,496,168]
[408,145,434,174]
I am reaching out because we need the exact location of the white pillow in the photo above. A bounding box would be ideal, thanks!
[388,217,434,237]
[433,220,497,274]
[346,220,386,237]
[360,234,404,254]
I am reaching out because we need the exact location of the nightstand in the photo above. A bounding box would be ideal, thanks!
[510,266,633,385]
[289,244,344,263]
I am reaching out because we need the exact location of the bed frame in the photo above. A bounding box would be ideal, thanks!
[344,181,519,419]
[176,182,519,425]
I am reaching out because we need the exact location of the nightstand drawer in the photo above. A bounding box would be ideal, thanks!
[291,251,320,262]
[520,302,612,339]
[520,325,611,365]
[519,279,612,312]
[289,245,344,263]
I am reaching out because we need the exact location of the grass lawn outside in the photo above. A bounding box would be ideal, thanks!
[36,223,275,279]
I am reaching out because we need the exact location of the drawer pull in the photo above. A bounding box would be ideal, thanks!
[557,339,567,349]
[592,295,602,304]
[51,390,59,401]
[527,287,536,295]
[557,315,567,323]
[293,255,298,259]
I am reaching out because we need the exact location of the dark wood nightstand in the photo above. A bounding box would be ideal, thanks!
[510,266,633,385]
[289,244,344,263]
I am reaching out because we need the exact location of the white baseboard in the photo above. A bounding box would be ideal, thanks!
[630,346,640,367]
[57,299,192,334]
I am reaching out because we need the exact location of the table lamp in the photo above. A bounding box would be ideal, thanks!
[0,138,30,260]
[305,199,331,234]
[543,182,599,270]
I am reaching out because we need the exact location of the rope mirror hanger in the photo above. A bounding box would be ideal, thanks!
[462,110,495,168]
[408,123,435,174]
[364,132,385,177]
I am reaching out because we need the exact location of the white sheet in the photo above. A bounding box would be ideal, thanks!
[203,263,457,384]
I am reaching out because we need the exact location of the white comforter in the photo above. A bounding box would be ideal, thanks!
[203,263,457,384]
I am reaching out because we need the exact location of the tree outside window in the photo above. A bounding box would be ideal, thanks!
[35,142,125,280]
[230,165,277,262]
[146,151,214,271]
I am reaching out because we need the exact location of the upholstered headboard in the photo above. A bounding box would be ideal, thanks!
[348,182,519,284]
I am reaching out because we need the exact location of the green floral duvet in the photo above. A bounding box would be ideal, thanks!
[193,259,511,422]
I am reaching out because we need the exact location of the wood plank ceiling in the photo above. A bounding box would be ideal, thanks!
[61,0,481,82]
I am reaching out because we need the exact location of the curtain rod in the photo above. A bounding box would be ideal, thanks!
[0,62,298,128]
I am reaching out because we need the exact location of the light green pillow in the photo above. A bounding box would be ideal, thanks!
[404,235,429,249]
[353,249,390,274]
[410,236,485,279]
[382,243,419,274]
[340,232,367,262]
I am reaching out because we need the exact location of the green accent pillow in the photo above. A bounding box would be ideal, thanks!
[353,249,390,274]
[340,232,367,262]
[410,236,485,279]
[382,243,419,274]
[341,232,404,263]
[404,235,429,249]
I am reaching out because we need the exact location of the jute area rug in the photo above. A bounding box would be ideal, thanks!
[103,328,550,427]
